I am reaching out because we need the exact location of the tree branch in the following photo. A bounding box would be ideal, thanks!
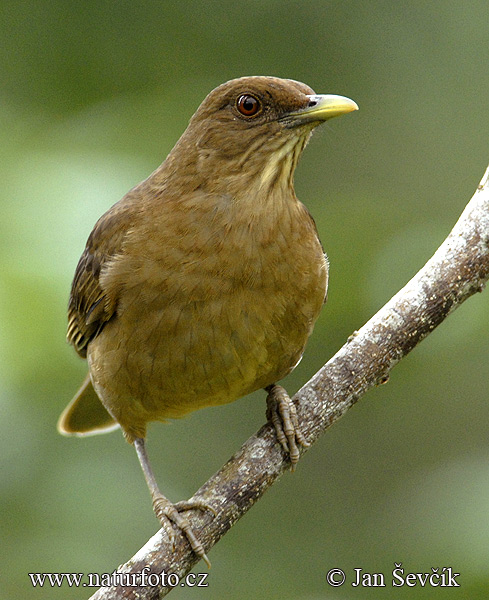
[90,166,489,599]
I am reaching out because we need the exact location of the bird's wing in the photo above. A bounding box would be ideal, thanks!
[67,200,135,358]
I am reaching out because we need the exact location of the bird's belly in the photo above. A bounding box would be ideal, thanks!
[88,256,326,435]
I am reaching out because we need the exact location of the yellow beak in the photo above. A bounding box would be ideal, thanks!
[291,94,358,123]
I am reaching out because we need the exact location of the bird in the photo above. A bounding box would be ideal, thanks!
[58,76,358,566]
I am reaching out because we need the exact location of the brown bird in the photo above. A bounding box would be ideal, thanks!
[58,76,357,566]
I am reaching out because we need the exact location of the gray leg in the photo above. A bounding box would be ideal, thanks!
[133,437,211,567]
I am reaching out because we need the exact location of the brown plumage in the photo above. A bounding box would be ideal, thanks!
[58,76,357,565]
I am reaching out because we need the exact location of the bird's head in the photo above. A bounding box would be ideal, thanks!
[165,76,358,197]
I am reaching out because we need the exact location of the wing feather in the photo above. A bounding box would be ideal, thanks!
[67,199,137,357]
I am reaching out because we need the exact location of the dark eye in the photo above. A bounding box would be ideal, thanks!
[236,94,261,117]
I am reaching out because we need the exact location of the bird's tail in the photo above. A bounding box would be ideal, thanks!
[57,373,119,436]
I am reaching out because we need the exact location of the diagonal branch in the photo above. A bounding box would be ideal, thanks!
[90,165,489,599]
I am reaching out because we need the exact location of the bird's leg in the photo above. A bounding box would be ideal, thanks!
[265,384,310,471]
[133,437,211,567]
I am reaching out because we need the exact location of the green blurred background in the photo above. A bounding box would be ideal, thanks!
[1,1,489,598]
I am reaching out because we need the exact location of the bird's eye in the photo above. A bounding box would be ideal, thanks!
[236,94,261,117]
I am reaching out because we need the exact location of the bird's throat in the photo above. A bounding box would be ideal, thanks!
[257,131,311,197]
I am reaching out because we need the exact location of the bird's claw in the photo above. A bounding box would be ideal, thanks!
[266,384,310,470]
[175,497,217,517]
[153,496,211,568]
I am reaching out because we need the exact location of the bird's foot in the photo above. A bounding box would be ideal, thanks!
[152,495,212,568]
[265,384,310,470]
